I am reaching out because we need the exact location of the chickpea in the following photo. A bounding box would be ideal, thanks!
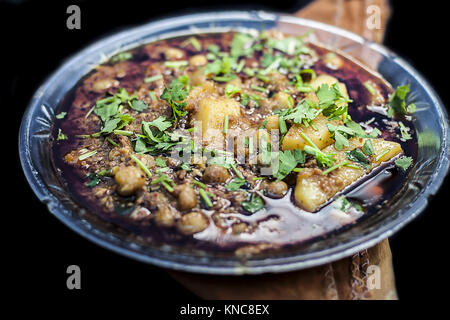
[322,52,343,70]
[264,181,288,198]
[153,206,176,227]
[164,47,185,60]
[232,222,248,235]
[133,154,155,169]
[177,212,209,235]
[175,184,198,211]
[114,166,146,196]
[203,165,230,183]
[92,78,118,92]
[189,55,208,67]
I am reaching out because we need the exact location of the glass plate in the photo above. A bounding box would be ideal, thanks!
[19,11,450,274]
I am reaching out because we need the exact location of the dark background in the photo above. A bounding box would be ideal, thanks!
[3,0,449,303]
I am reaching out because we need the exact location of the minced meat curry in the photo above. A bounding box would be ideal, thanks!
[52,31,417,255]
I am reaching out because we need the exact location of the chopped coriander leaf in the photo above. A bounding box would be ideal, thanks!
[231,33,255,57]
[273,150,305,181]
[241,193,265,214]
[179,162,191,171]
[363,81,376,95]
[85,172,101,188]
[387,84,411,117]
[407,103,417,113]
[164,60,188,68]
[224,115,229,134]
[339,196,352,211]
[129,99,148,112]
[322,160,350,175]
[240,93,262,107]
[115,88,137,102]
[256,73,270,82]
[199,188,213,208]
[106,137,119,147]
[251,85,267,93]
[335,196,363,212]
[395,156,413,171]
[367,127,382,138]
[130,154,152,178]
[230,163,244,180]
[110,52,132,63]
[213,74,236,82]
[148,116,172,131]
[267,36,308,55]
[375,148,391,162]
[278,116,288,135]
[346,148,370,169]
[260,119,268,129]
[225,84,241,98]
[192,180,206,189]
[225,177,246,191]
[151,174,175,192]
[155,158,167,167]
[149,91,157,101]
[160,78,188,123]
[85,105,96,119]
[261,53,276,68]
[135,120,184,155]
[207,44,220,54]
[235,60,245,73]
[94,96,121,122]
[204,59,222,75]
[344,121,367,137]
[144,74,163,83]
[243,68,255,76]
[363,139,374,156]
[79,150,97,161]
[282,99,319,125]
[207,155,235,168]
[182,37,202,51]
[316,83,352,120]
[56,112,67,119]
[57,128,68,140]
[399,121,412,141]
[113,129,133,136]
[304,145,336,168]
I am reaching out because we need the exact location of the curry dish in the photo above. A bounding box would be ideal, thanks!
[52,31,417,255]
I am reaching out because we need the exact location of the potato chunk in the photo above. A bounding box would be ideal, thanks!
[294,138,402,212]
[195,96,240,147]
[265,115,279,131]
[282,114,340,151]
[114,166,146,196]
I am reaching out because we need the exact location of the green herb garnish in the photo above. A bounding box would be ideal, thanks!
[346,148,370,169]
[144,74,163,83]
[395,156,413,171]
[79,150,97,161]
[56,112,67,119]
[241,193,264,214]
[57,128,68,140]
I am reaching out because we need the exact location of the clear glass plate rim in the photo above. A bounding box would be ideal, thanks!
[18,11,450,274]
